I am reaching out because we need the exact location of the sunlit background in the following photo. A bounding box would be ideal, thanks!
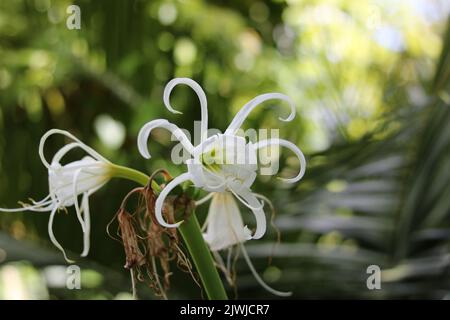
[0,0,449,299]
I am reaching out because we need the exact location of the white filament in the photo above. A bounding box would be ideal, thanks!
[240,244,292,297]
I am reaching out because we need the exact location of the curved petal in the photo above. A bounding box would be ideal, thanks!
[195,192,214,206]
[52,143,79,164]
[255,138,306,183]
[80,193,91,257]
[240,244,292,297]
[164,78,208,142]
[0,201,54,212]
[229,187,264,211]
[39,129,110,169]
[29,194,52,205]
[48,207,74,263]
[235,188,266,239]
[155,172,192,228]
[20,195,55,212]
[72,168,87,233]
[137,119,194,159]
[225,93,296,135]
[51,160,108,173]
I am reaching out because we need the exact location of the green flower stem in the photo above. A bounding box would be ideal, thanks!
[110,164,228,300]
[110,164,160,191]
[178,213,228,300]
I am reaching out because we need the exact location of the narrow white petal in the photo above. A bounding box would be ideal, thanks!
[39,129,110,169]
[51,143,79,165]
[80,193,91,257]
[137,119,194,159]
[30,194,52,205]
[240,244,292,297]
[195,192,214,206]
[48,207,74,263]
[164,78,208,142]
[253,193,273,208]
[51,160,108,173]
[236,188,266,240]
[225,93,296,135]
[72,168,87,233]
[24,203,55,212]
[0,198,54,212]
[229,187,264,211]
[11,197,55,212]
[255,138,306,183]
[155,172,192,228]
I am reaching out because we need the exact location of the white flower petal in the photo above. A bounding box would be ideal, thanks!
[203,193,251,251]
[236,188,266,240]
[39,129,110,169]
[48,207,74,263]
[255,138,306,183]
[195,192,214,206]
[30,194,52,205]
[137,119,194,159]
[52,142,79,164]
[72,168,87,233]
[229,187,264,211]
[49,157,110,206]
[80,193,90,257]
[155,172,192,228]
[164,78,208,142]
[0,194,54,212]
[225,93,296,135]
[52,159,109,173]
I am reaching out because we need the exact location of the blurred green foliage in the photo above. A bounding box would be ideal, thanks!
[0,0,449,299]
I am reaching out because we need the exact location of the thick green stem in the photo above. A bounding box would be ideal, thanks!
[178,214,228,299]
[110,164,159,190]
[111,164,227,300]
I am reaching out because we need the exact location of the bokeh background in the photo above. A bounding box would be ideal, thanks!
[0,0,450,299]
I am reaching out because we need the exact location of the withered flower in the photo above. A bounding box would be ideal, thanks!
[108,170,198,299]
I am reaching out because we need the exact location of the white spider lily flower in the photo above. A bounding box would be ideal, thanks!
[138,78,306,296]
[0,129,113,262]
